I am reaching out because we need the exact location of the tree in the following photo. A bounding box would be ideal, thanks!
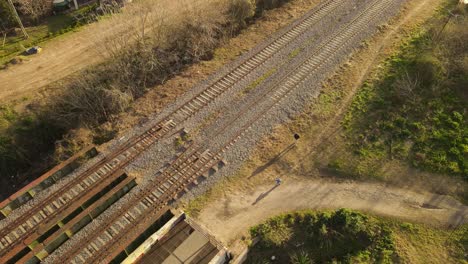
[13,0,53,24]
[227,0,255,32]
[0,0,16,30]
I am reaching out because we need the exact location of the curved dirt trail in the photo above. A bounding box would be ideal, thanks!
[197,178,468,244]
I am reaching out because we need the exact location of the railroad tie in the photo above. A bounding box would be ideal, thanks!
[139,201,149,210]
[257,52,268,60]
[1,237,8,247]
[88,244,98,254]
[59,197,67,204]
[105,230,113,239]
[179,108,191,116]
[45,205,55,214]
[77,254,86,263]
[156,188,164,196]
[90,242,99,252]
[12,230,19,240]
[124,212,134,221]
[205,89,218,97]
[144,197,154,205]
[133,206,142,216]
[264,46,275,53]
[224,75,236,83]
[120,216,131,226]
[39,210,47,219]
[76,184,85,192]
[230,71,242,79]
[97,236,106,246]
[199,93,210,102]
[110,225,119,235]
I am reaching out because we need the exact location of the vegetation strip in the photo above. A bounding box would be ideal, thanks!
[247,209,468,263]
[333,2,467,181]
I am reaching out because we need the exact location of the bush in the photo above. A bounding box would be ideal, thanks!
[0,0,17,31]
[227,0,255,31]
[249,209,397,263]
[51,0,256,127]
[0,106,65,196]
[255,0,291,16]
[14,0,54,25]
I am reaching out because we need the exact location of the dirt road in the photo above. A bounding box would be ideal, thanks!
[0,20,106,101]
[0,0,214,102]
[197,178,468,244]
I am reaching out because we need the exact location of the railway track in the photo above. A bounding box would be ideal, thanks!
[207,0,395,143]
[0,0,345,261]
[59,145,223,263]
[51,0,400,262]
[0,120,176,262]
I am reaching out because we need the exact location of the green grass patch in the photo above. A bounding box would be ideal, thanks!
[246,209,467,264]
[248,209,397,263]
[288,47,301,59]
[1,14,75,62]
[343,8,468,180]
[241,68,277,95]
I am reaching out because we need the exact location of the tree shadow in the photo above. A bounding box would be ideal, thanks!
[248,143,296,180]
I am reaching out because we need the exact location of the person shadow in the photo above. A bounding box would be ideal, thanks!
[248,143,296,180]
[252,184,280,205]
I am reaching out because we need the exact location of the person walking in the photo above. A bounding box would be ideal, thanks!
[275,178,282,186]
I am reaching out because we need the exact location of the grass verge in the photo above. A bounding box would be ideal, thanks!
[340,3,467,180]
[246,209,467,264]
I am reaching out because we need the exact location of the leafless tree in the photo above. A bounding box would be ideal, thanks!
[14,0,53,23]
[393,71,419,99]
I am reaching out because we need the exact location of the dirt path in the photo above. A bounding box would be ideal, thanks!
[197,178,468,244]
[0,0,211,102]
[0,19,107,101]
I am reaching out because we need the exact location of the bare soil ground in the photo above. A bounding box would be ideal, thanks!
[0,0,225,103]
[0,17,105,101]
[190,0,468,247]
[197,177,468,244]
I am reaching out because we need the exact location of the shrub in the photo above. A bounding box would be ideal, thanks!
[255,0,291,16]
[13,0,53,25]
[0,106,64,196]
[249,209,397,263]
[227,0,255,31]
[290,250,314,264]
[0,0,17,31]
